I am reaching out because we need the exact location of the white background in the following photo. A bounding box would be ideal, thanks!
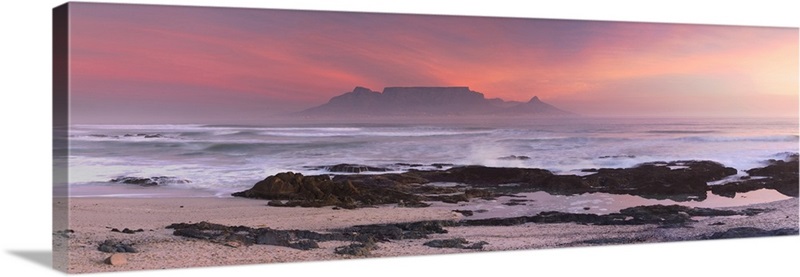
[0,1,798,276]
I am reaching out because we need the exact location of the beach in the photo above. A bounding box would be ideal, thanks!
[54,120,800,273]
[56,195,798,273]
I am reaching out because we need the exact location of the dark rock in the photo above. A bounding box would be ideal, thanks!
[120,245,137,253]
[466,241,490,250]
[461,205,765,228]
[289,240,320,250]
[395,163,424,167]
[710,222,726,226]
[110,176,190,187]
[423,238,488,250]
[234,157,759,209]
[342,221,451,242]
[98,244,115,253]
[418,165,553,187]
[335,240,376,256]
[423,238,467,248]
[498,155,531,160]
[711,154,799,197]
[111,228,144,234]
[583,161,737,201]
[98,240,137,253]
[167,221,333,250]
[232,172,425,209]
[704,227,799,239]
[578,237,634,245]
[452,210,474,216]
[167,220,455,254]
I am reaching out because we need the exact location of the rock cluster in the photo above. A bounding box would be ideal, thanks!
[110,176,190,187]
[98,240,137,253]
[460,205,770,228]
[711,154,799,197]
[166,220,453,255]
[234,159,749,205]
[423,238,488,250]
[231,172,428,208]
[111,228,144,234]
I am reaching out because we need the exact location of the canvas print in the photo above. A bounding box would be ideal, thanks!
[53,2,799,273]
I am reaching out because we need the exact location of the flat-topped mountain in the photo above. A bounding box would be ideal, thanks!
[299,86,572,117]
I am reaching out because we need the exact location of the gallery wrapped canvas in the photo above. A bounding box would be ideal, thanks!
[53,1,798,274]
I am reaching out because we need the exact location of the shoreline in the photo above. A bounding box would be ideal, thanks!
[57,195,798,273]
[56,154,799,273]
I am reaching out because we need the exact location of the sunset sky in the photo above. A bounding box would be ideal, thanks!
[67,3,798,123]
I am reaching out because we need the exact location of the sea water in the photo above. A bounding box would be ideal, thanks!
[66,117,798,201]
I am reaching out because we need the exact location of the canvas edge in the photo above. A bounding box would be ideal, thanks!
[52,2,70,273]
[45,1,800,274]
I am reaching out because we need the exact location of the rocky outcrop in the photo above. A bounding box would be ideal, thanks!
[711,154,799,197]
[582,161,737,201]
[414,161,736,200]
[334,241,377,256]
[423,238,488,250]
[498,155,531,160]
[111,228,144,234]
[98,240,137,253]
[167,221,330,250]
[109,176,190,187]
[234,157,788,207]
[167,220,454,254]
[231,172,427,208]
[460,205,768,228]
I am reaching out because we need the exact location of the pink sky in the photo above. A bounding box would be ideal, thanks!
[67,3,798,123]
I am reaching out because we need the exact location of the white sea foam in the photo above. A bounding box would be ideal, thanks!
[67,117,798,195]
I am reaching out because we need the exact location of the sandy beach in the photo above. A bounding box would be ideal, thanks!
[55,196,798,273]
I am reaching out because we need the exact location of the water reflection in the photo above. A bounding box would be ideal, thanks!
[434,189,793,220]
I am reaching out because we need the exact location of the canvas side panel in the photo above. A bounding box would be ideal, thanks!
[52,3,70,273]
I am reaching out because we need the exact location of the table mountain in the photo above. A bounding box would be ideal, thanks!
[300,86,572,117]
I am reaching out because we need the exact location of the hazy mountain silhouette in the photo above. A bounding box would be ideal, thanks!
[299,86,572,117]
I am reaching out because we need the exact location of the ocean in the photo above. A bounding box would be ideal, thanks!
[63,116,798,211]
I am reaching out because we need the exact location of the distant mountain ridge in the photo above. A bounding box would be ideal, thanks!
[299,86,572,117]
